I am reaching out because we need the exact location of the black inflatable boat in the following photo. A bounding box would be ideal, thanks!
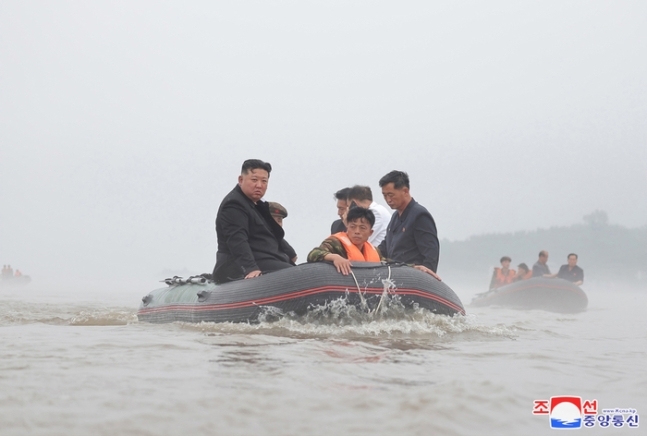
[138,262,465,323]
[470,277,588,313]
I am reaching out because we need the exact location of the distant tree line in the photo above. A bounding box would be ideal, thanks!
[440,211,647,287]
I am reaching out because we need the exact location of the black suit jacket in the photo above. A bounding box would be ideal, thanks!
[330,219,346,234]
[377,198,439,272]
[214,185,293,282]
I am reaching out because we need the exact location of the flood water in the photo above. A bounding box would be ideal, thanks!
[1,281,644,435]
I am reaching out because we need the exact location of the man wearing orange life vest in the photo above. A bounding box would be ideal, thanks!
[489,256,517,290]
[307,207,384,275]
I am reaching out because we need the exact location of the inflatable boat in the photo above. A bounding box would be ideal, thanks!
[470,277,588,313]
[138,262,465,323]
[0,276,31,288]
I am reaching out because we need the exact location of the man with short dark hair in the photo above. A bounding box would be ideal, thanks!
[308,207,383,275]
[377,170,440,279]
[556,253,584,286]
[532,250,551,277]
[331,188,350,234]
[213,159,294,284]
[347,185,392,246]
[489,256,516,290]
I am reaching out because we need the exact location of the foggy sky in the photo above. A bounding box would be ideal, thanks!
[1,1,646,287]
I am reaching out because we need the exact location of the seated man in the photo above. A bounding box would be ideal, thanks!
[532,250,551,277]
[489,256,516,290]
[213,159,294,284]
[556,253,584,286]
[307,207,383,275]
[268,202,288,227]
[347,185,392,246]
[513,263,532,281]
[268,201,298,263]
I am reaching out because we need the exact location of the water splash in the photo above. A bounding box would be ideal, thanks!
[179,281,516,341]
[69,309,137,326]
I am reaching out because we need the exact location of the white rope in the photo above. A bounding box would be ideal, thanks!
[373,265,393,315]
[349,270,368,311]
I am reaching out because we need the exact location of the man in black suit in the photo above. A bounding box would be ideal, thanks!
[377,170,440,280]
[213,159,294,284]
[556,253,584,286]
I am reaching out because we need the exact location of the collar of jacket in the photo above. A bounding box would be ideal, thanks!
[398,197,418,220]
[233,184,285,241]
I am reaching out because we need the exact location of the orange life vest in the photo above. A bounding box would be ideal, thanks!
[332,232,381,262]
[494,267,516,286]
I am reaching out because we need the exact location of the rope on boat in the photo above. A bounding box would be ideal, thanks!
[349,269,368,311]
[373,265,392,315]
[162,275,208,286]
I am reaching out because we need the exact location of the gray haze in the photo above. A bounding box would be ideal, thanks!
[1,1,646,289]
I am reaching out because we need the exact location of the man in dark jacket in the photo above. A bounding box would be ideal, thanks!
[556,253,584,286]
[213,159,294,284]
[330,187,350,234]
[532,250,551,277]
[377,170,441,280]
[268,201,298,263]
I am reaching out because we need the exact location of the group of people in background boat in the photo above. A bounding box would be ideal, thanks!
[212,159,441,284]
[2,265,23,279]
[489,250,584,290]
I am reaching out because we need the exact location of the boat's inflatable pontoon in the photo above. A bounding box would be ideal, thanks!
[470,277,587,313]
[138,262,465,323]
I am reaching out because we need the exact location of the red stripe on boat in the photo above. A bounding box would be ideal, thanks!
[138,285,465,316]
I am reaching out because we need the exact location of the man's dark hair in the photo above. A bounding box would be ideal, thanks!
[334,187,350,201]
[346,207,375,228]
[348,185,373,202]
[500,256,511,263]
[518,263,529,272]
[539,250,548,258]
[379,170,410,189]
[567,253,578,259]
[241,159,272,175]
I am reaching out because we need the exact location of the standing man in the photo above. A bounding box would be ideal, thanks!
[331,188,350,234]
[213,159,294,284]
[347,185,392,246]
[556,253,584,286]
[377,170,440,279]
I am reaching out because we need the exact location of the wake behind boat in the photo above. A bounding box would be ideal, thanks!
[138,262,465,324]
[470,277,588,313]
[0,275,31,288]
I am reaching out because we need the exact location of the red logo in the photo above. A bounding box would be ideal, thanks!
[533,400,549,415]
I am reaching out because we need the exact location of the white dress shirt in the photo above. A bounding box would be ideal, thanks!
[369,202,392,246]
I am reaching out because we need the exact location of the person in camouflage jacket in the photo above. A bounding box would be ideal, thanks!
[307,236,385,263]
[307,207,385,275]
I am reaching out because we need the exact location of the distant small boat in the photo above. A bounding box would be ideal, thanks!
[138,262,465,324]
[0,276,31,288]
[470,277,588,313]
